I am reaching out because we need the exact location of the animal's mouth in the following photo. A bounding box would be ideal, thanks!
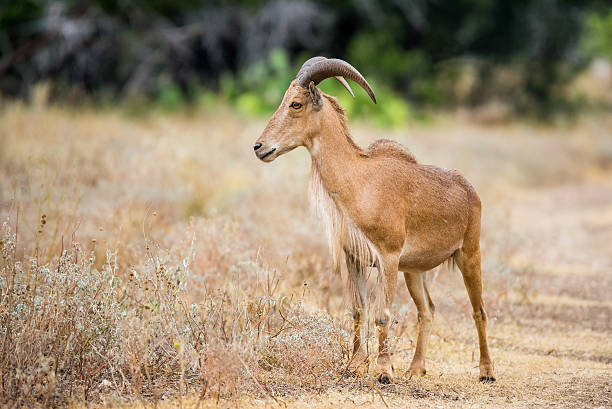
[257,147,276,161]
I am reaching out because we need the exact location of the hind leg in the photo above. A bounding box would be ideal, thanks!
[404,271,435,377]
[455,246,495,382]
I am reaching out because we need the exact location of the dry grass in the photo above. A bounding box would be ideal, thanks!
[0,100,611,408]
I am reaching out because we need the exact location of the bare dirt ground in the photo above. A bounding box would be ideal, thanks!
[1,105,611,408]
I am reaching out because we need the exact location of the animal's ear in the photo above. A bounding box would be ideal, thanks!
[308,81,322,109]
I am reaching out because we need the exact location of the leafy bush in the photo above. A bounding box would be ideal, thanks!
[156,77,184,112]
[216,48,414,127]
[583,9,612,59]
[346,32,440,105]
[224,49,294,116]
[2,0,609,118]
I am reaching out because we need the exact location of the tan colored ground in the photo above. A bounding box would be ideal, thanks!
[1,104,611,408]
[199,178,612,408]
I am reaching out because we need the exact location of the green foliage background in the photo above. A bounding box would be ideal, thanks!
[1,0,611,122]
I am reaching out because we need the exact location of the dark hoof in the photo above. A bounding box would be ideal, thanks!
[377,374,392,384]
[479,376,496,383]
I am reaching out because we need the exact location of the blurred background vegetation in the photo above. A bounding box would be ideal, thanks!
[1,0,611,124]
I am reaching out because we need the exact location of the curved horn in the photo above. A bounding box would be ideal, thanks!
[297,56,327,77]
[296,57,376,104]
[297,57,355,98]
[334,76,355,98]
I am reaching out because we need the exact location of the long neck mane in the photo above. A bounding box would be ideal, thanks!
[307,95,381,279]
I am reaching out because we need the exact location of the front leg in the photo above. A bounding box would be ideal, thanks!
[344,250,369,375]
[374,253,400,384]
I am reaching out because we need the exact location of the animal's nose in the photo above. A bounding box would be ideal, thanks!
[253,143,262,151]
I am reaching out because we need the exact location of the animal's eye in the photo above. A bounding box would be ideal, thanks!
[290,102,303,110]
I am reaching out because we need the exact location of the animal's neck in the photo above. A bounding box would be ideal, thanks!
[306,102,362,200]
[307,101,382,277]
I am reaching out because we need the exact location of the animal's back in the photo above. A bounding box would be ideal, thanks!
[367,139,417,163]
[366,138,476,203]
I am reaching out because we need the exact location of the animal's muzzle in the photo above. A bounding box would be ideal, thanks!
[256,147,276,160]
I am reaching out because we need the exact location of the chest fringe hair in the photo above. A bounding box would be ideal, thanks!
[309,165,383,278]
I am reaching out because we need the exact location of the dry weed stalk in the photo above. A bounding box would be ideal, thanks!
[0,215,348,406]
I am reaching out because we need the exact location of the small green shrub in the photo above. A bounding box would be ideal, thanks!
[224,49,294,115]
[319,79,413,128]
[197,48,414,127]
[583,10,612,59]
[347,32,441,107]
[156,77,184,112]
